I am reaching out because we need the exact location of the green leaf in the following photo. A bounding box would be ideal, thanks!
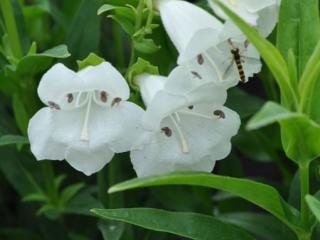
[77,53,105,70]
[306,195,320,222]
[0,148,41,196]
[217,212,296,240]
[108,172,300,232]
[133,38,160,54]
[92,208,254,240]
[210,0,296,109]
[299,40,320,123]
[0,134,28,146]
[22,192,47,203]
[127,57,159,90]
[247,102,320,164]
[98,4,135,35]
[60,183,85,204]
[12,94,29,135]
[277,0,320,77]
[247,102,302,130]
[15,44,70,76]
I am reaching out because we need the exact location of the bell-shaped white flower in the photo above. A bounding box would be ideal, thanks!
[28,62,144,176]
[155,0,223,63]
[208,0,280,37]
[131,66,240,177]
[155,0,261,88]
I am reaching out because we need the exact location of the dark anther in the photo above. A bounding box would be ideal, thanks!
[67,93,73,103]
[188,105,194,110]
[161,127,172,137]
[197,54,204,65]
[191,71,202,79]
[111,97,122,107]
[100,91,108,103]
[48,101,61,110]
[213,110,225,119]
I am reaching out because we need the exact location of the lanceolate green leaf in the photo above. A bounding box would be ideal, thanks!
[0,134,28,146]
[109,172,300,233]
[277,0,320,77]
[299,40,320,123]
[247,102,320,164]
[306,195,320,222]
[92,208,254,240]
[210,0,297,109]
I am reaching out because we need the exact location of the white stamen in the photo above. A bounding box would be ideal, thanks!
[175,112,181,122]
[169,115,189,153]
[203,52,224,82]
[180,110,218,120]
[80,92,93,141]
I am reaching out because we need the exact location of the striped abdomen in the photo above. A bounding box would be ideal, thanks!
[231,49,246,83]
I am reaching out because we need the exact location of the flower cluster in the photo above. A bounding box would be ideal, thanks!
[28,0,280,176]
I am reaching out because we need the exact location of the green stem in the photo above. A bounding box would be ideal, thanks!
[98,167,108,208]
[126,0,145,76]
[0,0,23,58]
[108,157,123,208]
[299,162,310,229]
[41,161,58,203]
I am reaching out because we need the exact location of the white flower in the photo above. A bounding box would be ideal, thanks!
[131,66,241,177]
[28,62,144,176]
[155,0,223,63]
[155,0,262,88]
[208,0,280,37]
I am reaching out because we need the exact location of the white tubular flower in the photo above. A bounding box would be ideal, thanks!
[155,0,261,88]
[131,66,240,177]
[28,62,144,176]
[155,0,223,62]
[208,0,280,37]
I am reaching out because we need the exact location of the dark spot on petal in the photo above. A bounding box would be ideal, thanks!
[213,110,225,119]
[67,93,73,103]
[112,97,122,107]
[197,54,204,65]
[191,71,202,79]
[100,91,108,103]
[48,101,61,110]
[188,105,194,110]
[161,127,172,137]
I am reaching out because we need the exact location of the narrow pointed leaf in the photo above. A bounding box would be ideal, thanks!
[0,134,28,146]
[109,172,300,232]
[306,195,320,222]
[248,102,320,164]
[92,208,254,240]
[277,0,320,76]
[299,40,320,123]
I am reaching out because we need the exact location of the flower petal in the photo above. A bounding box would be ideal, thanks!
[156,0,222,53]
[256,4,280,37]
[177,28,220,64]
[28,107,67,161]
[91,101,146,153]
[135,73,166,106]
[143,67,227,130]
[65,143,114,176]
[79,62,130,100]
[38,63,83,109]
[131,105,240,177]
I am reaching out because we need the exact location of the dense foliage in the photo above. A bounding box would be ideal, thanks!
[1,0,320,240]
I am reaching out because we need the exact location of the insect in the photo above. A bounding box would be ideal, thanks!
[224,39,250,83]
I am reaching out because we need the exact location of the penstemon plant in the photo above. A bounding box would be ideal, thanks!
[1,0,320,240]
